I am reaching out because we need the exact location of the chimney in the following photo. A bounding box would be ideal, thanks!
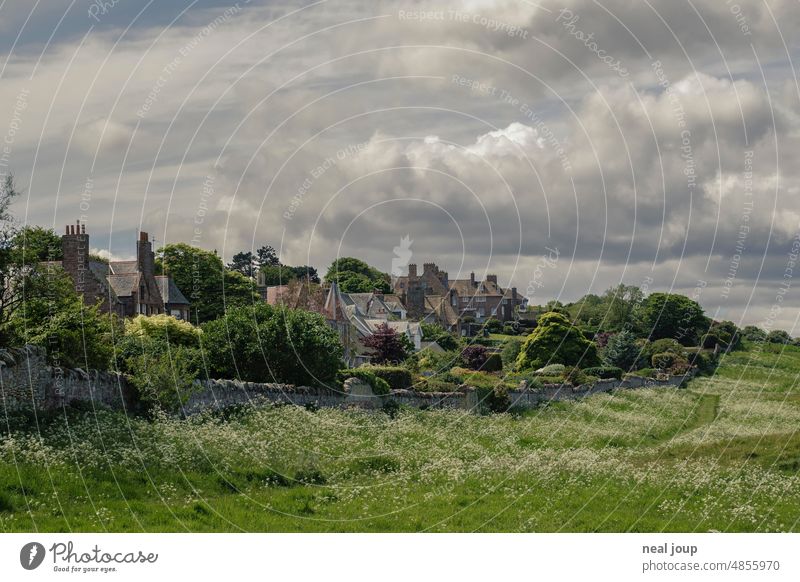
[487,274,498,285]
[62,220,89,292]
[470,272,475,287]
[408,263,417,277]
[423,262,435,275]
[137,231,155,277]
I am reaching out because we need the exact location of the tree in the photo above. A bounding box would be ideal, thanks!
[256,244,279,267]
[421,322,460,351]
[0,174,21,343]
[324,257,390,293]
[259,264,321,286]
[602,284,644,331]
[362,322,408,364]
[602,330,639,371]
[11,225,62,265]
[516,311,600,370]
[157,243,260,323]
[634,293,708,345]
[227,250,256,277]
[201,303,342,386]
[742,325,766,343]
[500,338,522,368]
[766,329,792,344]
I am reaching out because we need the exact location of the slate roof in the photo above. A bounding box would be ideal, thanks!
[155,275,190,305]
[107,272,140,298]
[109,260,139,274]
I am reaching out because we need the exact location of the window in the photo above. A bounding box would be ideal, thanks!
[475,296,486,303]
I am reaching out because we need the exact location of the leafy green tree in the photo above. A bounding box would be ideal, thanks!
[500,338,522,368]
[126,346,201,412]
[324,257,390,293]
[227,250,256,277]
[516,311,600,370]
[0,174,22,343]
[766,329,792,344]
[259,264,320,286]
[124,314,201,347]
[421,322,460,351]
[256,244,279,267]
[11,225,62,264]
[602,330,639,371]
[742,325,766,343]
[634,293,708,345]
[201,303,342,385]
[602,284,644,331]
[157,243,259,323]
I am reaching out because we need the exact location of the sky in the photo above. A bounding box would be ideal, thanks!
[1,0,799,331]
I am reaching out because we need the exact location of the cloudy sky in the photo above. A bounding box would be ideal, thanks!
[1,0,799,330]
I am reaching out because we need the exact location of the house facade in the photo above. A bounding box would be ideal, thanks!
[52,221,190,319]
[394,262,526,333]
[322,283,422,366]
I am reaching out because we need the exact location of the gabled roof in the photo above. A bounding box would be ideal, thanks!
[107,272,140,298]
[109,260,139,274]
[155,275,190,305]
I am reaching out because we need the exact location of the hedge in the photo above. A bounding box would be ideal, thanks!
[582,366,623,379]
[337,369,390,395]
[362,365,413,390]
[481,353,503,372]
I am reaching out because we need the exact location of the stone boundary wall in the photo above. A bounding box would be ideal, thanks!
[0,345,691,415]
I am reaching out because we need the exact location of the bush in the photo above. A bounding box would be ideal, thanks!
[534,363,566,376]
[516,312,600,370]
[201,304,343,386]
[125,314,201,347]
[640,338,685,366]
[417,378,460,393]
[361,365,412,390]
[602,330,639,371]
[651,352,676,369]
[462,345,489,370]
[502,324,517,335]
[338,369,390,395]
[566,366,597,386]
[583,366,623,379]
[688,350,717,374]
[127,346,202,412]
[481,353,503,372]
[476,385,510,414]
[500,338,522,368]
[485,318,503,333]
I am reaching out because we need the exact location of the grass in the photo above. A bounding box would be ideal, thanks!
[1,342,799,532]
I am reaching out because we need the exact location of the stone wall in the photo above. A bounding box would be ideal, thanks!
[0,345,690,415]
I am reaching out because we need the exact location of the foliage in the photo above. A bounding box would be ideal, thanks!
[766,329,792,344]
[516,312,600,370]
[475,385,511,414]
[634,292,708,345]
[360,365,412,390]
[583,366,623,379]
[709,320,742,351]
[482,353,503,372]
[484,318,503,333]
[157,243,260,323]
[420,322,460,351]
[126,346,201,411]
[640,338,685,366]
[0,174,22,343]
[125,314,200,347]
[201,303,343,386]
[461,344,489,370]
[500,338,522,368]
[362,322,408,364]
[568,284,644,332]
[602,330,640,371]
[565,366,598,386]
[324,257,390,293]
[652,352,677,370]
[28,300,116,370]
[11,225,62,264]
[337,368,390,395]
[534,363,566,376]
[260,264,320,286]
[742,325,767,343]
[416,349,463,373]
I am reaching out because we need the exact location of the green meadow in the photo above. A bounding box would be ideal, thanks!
[1,341,799,532]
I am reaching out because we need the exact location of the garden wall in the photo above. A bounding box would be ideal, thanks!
[0,345,690,415]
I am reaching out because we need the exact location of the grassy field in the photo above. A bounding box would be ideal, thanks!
[1,341,799,532]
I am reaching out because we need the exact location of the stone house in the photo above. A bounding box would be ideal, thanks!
[48,221,189,319]
[322,282,421,366]
[394,262,526,333]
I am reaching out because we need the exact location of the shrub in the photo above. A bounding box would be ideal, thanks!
[583,366,623,379]
[516,312,600,370]
[417,378,460,393]
[500,338,522,368]
[125,314,201,347]
[701,333,722,349]
[602,330,639,371]
[640,338,685,366]
[688,350,717,373]
[476,385,510,414]
[534,363,566,376]
[485,318,503,333]
[502,324,517,335]
[462,345,489,370]
[126,346,202,412]
[651,352,676,370]
[566,366,597,386]
[361,365,412,390]
[201,304,343,386]
[338,369,390,395]
[417,350,464,372]
[742,325,766,343]
[481,353,503,372]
